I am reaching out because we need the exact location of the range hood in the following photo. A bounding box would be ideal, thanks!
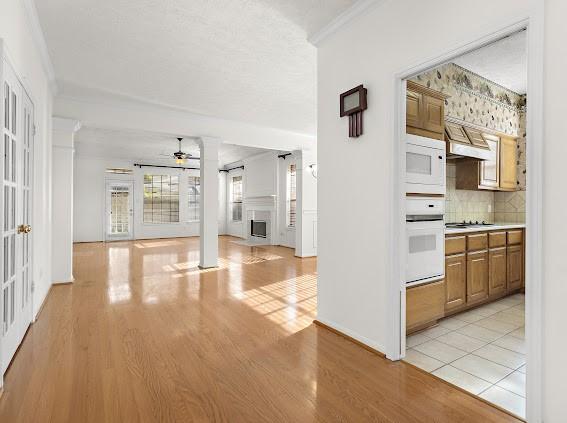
[445,118,492,161]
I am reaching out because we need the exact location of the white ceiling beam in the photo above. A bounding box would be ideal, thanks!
[55,94,315,152]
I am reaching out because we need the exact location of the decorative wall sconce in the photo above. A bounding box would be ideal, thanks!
[340,84,367,137]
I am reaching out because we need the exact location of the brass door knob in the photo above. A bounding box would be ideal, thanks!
[18,224,31,234]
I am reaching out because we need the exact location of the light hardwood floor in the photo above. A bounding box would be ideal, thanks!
[0,236,519,422]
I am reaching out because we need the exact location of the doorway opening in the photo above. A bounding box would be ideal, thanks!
[105,181,134,241]
[394,24,538,420]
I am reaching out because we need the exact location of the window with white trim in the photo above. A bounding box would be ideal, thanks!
[187,176,200,221]
[143,174,179,223]
[287,164,296,227]
[231,175,243,221]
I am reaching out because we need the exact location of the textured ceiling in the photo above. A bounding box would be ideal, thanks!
[74,127,272,166]
[453,30,527,94]
[36,0,356,135]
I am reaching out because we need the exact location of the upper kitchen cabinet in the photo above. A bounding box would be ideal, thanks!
[456,132,518,192]
[499,136,518,190]
[406,81,448,141]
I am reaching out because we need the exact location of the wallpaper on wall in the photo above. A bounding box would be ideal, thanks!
[411,63,524,136]
[412,63,526,223]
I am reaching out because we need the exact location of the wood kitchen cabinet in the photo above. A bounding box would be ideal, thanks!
[500,137,517,191]
[466,249,489,304]
[408,229,524,333]
[406,81,448,141]
[406,280,445,333]
[479,134,500,189]
[489,247,507,297]
[507,244,523,292]
[455,132,518,192]
[445,253,467,312]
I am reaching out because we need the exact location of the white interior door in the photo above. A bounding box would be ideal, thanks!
[105,181,133,241]
[1,60,33,374]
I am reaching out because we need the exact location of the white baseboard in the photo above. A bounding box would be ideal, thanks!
[53,276,74,284]
[316,317,386,355]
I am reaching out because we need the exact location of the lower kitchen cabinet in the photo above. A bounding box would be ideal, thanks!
[489,247,507,297]
[466,250,489,304]
[445,253,466,312]
[507,244,523,291]
[406,280,445,333]
[407,229,524,334]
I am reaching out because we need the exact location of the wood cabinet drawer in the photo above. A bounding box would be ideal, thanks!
[406,280,445,332]
[445,236,466,255]
[467,233,488,251]
[489,232,507,248]
[507,230,523,245]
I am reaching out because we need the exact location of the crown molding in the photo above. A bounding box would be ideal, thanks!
[308,0,382,46]
[21,0,58,94]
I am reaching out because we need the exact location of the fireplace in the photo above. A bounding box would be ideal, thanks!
[246,200,275,245]
[251,220,267,238]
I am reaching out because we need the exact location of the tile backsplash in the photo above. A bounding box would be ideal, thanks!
[446,164,526,224]
[494,191,526,223]
[446,163,494,223]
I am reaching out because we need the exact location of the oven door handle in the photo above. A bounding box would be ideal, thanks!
[406,214,444,222]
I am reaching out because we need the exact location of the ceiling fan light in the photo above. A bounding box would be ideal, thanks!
[176,158,185,164]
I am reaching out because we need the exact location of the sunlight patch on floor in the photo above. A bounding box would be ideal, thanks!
[107,282,132,304]
[234,273,317,334]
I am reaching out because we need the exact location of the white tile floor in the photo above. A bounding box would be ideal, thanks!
[405,293,526,419]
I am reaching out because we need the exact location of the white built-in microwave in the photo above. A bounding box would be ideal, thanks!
[406,134,446,195]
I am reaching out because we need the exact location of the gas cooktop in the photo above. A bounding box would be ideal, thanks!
[445,221,494,228]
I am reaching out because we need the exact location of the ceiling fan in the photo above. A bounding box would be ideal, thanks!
[160,138,195,164]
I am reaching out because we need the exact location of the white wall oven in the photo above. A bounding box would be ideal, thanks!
[406,198,445,286]
[406,134,446,195]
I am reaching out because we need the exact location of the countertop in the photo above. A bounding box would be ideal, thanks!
[445,223,526,235]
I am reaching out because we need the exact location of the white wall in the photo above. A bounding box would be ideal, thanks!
[73,155,226,242]
[295,150,317,257]
[0,0,55,319]
[243,152,278,198]
[543,0,567,419]
[316,0,530,353]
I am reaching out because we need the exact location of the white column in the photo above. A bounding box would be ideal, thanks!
[295,150,318,258]
[51,117,81,283]
[198,138,221,268]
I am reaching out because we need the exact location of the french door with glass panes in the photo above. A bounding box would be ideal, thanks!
[105,181,134,241]
[1,59,34,374]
